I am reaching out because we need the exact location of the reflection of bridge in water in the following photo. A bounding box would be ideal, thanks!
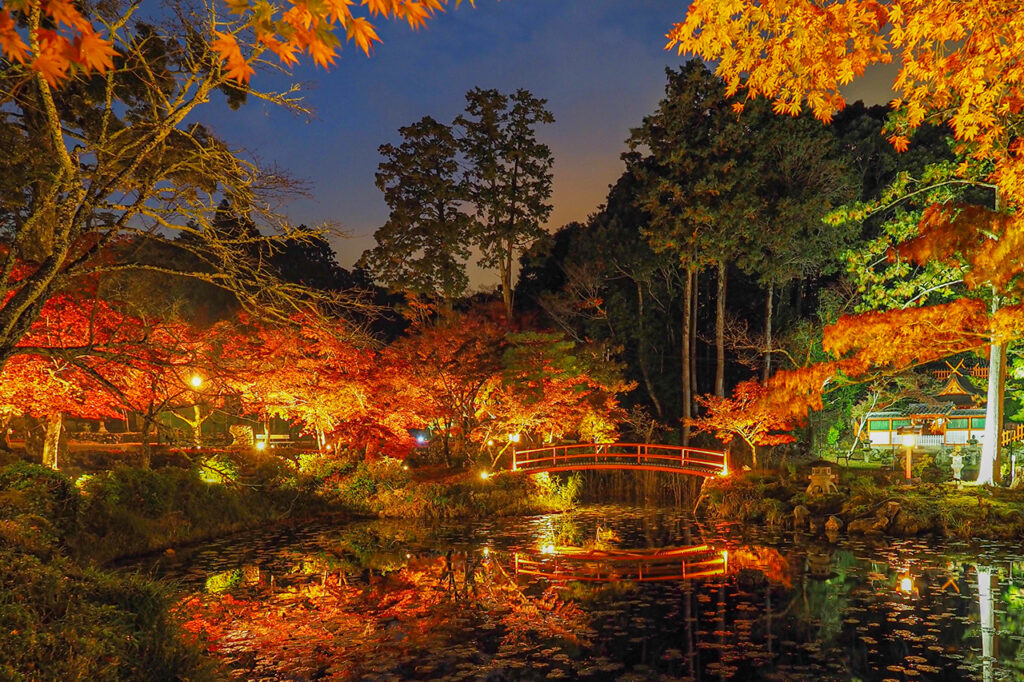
[512,443,727,477]
[513,544,727,583]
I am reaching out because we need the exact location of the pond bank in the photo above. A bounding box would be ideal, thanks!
[697,464,1024,540]
[0,458,579,680]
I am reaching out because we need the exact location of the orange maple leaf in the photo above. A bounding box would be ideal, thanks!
[259,34,301,66]
[323,0,354,25]
[306,36,338,67]
[0,10,29,63]
[73,28,117,73]
[346,16,380,55]
[212,30,254,84]
[31,30,73,86]
[888,134,910,153]
[42,0,91,32]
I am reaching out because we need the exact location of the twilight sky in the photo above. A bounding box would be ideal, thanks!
[197,0,892,289]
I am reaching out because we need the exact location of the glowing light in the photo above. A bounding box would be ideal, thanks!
[487,439,494,446]
[255,441,266,451]
[405,553,411,559]
[482,547,490,556]
[902,433,915,448]
[480,471,489,480]
[416,435,426,444]
[509,433,520,443]
[325,445,332,451]
[541,543,556,555]
[190,374,203,388]
[899,575,915,593]
[719,464,729,477]
[402,465,409,471]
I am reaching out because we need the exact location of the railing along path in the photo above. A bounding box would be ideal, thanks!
[512,442,726,477]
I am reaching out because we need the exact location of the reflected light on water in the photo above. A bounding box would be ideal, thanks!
[137,506,1024,681]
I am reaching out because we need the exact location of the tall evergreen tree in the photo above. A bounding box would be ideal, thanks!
[735,102,860,382]
[626,63,751,440]
[457,88,555,319]
[359,116,472,303]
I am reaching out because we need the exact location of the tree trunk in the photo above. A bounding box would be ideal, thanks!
[763,282,774,384]
[978,339,1007,485]
[691,270,699,399]
[139,404,155,469]
[191,404,203,447]
[636,282,664,419]
[794,277,804,318]
[499,242,514,321]
[681,266,694,445]
[715,261,726,398]
[0,408,11,450]
[42,413,62,470]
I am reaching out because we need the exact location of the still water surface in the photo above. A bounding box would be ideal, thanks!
[134,506,1024,680]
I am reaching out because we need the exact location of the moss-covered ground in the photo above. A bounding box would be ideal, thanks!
[698,462,1024,540]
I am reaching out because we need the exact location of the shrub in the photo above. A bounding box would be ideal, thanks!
[77,467,260,561]
[0,549,213,681]
[0,462,79,542]
[326,458,412,511]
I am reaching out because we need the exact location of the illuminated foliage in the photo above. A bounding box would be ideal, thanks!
[690,380,796,467]
[1,0,472,86]
[671,0,1024,457]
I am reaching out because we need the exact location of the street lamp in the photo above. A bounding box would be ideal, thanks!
[901,431,915,480]
[189,374,204,447]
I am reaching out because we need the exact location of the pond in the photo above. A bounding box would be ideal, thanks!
[130,506,1024,680]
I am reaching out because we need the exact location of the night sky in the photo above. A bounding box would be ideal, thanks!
[198,0,892,288]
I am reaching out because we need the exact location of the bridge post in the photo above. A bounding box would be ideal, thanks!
[512,449,517,472]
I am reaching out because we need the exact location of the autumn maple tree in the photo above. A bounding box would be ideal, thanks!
[476,330,629,468]
[0,288,210,468]
[0,0,463,409]
[690,381,795,469]
[384,306,506,466]
[228,316,421,459]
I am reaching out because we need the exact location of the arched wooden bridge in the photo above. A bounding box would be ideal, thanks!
[514,545,727,583]
[511,442,726,477]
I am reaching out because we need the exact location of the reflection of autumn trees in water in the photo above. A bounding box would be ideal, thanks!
[164,511,1024,680]
[177,550,591,679]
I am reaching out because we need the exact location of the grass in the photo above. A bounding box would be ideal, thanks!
[305,456,581,519]
[0,463,216,680]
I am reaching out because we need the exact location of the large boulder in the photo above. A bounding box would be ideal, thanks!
[877,501,901,521]
[889,509,934,536]
[848,516,889,534]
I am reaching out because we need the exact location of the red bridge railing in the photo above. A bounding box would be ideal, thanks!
[514,545,727,583]
[511,442,726,477]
